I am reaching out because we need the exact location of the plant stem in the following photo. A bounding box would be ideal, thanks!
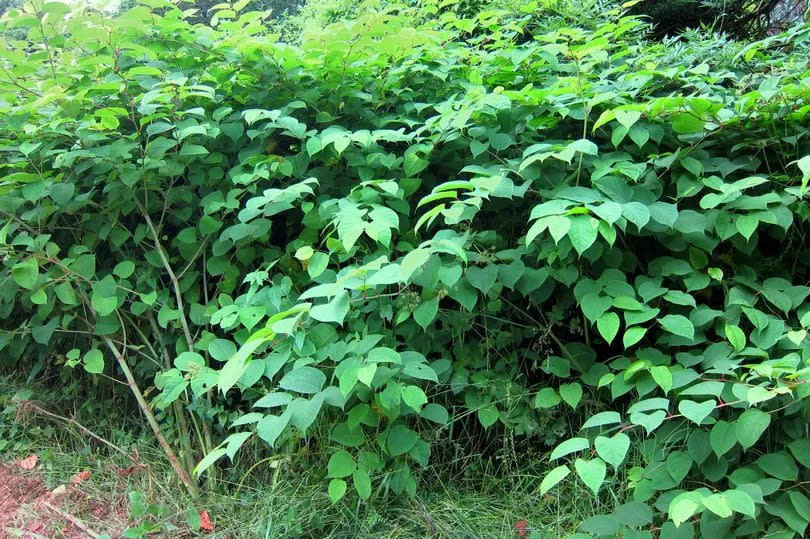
[102,336,197,496]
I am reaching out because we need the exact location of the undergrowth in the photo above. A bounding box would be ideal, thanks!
[1,375,608,538]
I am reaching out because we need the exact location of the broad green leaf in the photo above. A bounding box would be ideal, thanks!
[623,326,647,348]
[659,315,694,340]
[581,411,621,430]
[256,411,291,448]
[388,424,418,456]
[540,465,570,495]
[83,349,104,374]
[596,312,620,344]
[12,258,39,290]
[594,433,630,469]
[649,366,673,394]
[574,457,607,495]
[550,437,590,460]
[413,297,439,329]
[559,383,583,409]
[328,478,347,503]
[327,450,356,478]
[310,290,350,325]
[534,388,561,409]
[279,366,326,394]
[724,324,746,352]
[736,408,770,450]
[678,399,715,425]
[567,215,599,255]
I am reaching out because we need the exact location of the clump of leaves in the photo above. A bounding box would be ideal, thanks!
[2,0,810,536]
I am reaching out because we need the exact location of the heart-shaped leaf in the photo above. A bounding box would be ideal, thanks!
[629,410,667,435]
[574,457,607,495]
[594,433,630,469]
[678,399,715,425]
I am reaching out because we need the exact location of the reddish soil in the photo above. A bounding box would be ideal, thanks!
[0,458,129,538]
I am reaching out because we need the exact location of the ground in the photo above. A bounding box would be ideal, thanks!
[0,456,133,538]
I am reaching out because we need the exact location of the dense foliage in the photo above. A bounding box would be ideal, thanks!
[2,0,810,536]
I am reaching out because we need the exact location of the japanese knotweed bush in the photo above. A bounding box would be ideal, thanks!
[2,0,810,535]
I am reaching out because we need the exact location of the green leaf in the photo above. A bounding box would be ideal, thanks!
[279,366,326,394]
[310,290,350,325]
[353,468,372,500]
[559,383,583,409]
[83,349,104,374]
[659,315,694,340]
[540,464,570,495]
[574,457,607,495]
[550,437,590,460]
[630,410,667,435]
[669,494,701,527]
[581,411,621,430]
[466,265,498,294]
[666,450,692,483]
[413,297,439,329]
[702,493,732,518]
[219,337,267,393]
[308,252,329,278]
[623,326,647,348]
[401,385,428,411]
[294,246,314,261]
[581,294,613,323]
[796,155,810,193]
[672,113,705,134]
[256,411,291,448]
[113,261,135,278]
[388,424,418,456]
[594,433,630,469]
[534,388,561,409]
[327,450,356,478]
[615,109,641,130]
[649,366,673,394]
[678,399,715,425]
[400,249,431,282]
[567,215,599,255]
[477,405,499,428]
[12,258,39,289]
[724,489,756,518]
[328,478,347,503]
[757,452,798,481]
[208,339,237,362]
[596,312,620,344]
[420,403,448,425]
[193,447,227,477]
[724,324,746,352]
[736,408,770,450]
[710,420,737,458]
[54,282,78,305]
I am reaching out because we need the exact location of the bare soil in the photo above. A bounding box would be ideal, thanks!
[0,458,129,538]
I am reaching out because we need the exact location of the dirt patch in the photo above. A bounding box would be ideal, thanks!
[0,458,129,538]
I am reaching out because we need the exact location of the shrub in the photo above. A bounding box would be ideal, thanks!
[2,0,810,534]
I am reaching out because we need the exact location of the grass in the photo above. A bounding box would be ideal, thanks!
[0,375,616,538]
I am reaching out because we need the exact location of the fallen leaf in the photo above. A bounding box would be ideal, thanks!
[514,520,528,537]
[72,470,91,484]
[20,454,38,470]
[118,465,134,476]
[200,510,215,532]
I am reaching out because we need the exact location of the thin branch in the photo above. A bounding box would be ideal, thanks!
[24,402,134,461]
[134,198,195,351]
[41,503,100,539]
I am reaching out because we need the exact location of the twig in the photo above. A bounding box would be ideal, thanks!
[25,402,135,461]
[134,199,195,351]
[102,336,197,496]
[42,502,100,538]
